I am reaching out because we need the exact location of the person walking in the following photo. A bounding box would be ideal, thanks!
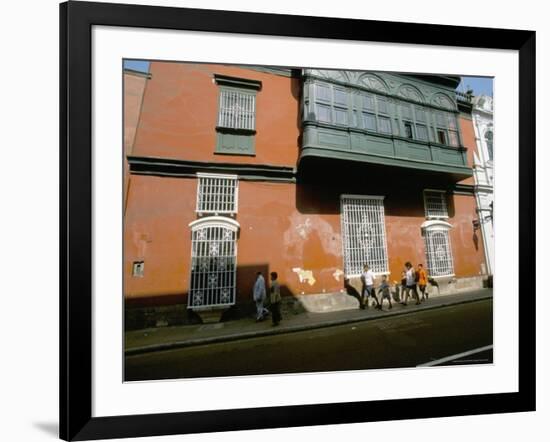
[401,262,420,306]
[269,272,282,326]
[378,274,392,310]
[361,264,381,309]
[417,263,428,301]
[253,272,269,322]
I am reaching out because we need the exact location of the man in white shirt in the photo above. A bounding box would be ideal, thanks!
[361,264,381,309]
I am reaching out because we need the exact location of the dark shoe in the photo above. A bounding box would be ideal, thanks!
[389,304,392,309]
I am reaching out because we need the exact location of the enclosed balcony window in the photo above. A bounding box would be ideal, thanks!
[437,130,447,145]
[404,122,414,139]
[314,82,349,126]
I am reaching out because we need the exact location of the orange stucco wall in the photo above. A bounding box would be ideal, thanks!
[124,63,486,307]
[124,176,485,306]
[131,62,300,167]
[124,71,148,209]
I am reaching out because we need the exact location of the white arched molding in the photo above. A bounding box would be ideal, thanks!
[188,217,240,309]
[397,83,425,103]
[189,216,240,232]
[421,220,455,277]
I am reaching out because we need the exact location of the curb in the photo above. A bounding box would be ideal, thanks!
[125,294,493,357]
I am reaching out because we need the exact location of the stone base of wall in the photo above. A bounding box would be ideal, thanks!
[428,275,485,296]
[124,276,487,330]
[125,296,307,330]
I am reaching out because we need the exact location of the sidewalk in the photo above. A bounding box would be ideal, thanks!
[125,288,492,356]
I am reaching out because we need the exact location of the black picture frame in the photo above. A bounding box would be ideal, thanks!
[60,1,536,440]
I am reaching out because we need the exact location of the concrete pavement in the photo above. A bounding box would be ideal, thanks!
[125,288,492,356]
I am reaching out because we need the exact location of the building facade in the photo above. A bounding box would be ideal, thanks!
[471,95,494,276]
[123,62,487,327]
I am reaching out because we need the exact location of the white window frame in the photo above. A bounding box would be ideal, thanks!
[423,189,449,219]
[196,173,239,216]
[421,220,455,278]
[340,194,389,277]
[188,217,240,309]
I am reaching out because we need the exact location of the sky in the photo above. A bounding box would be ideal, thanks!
[123,60,493,97]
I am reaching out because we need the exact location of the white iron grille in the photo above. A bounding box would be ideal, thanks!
[197,176,238,214]
[189,225,237,308]
[218,90,255,130]
[341,196,389,275]
[424,228,454,277]
[424,191,448,218]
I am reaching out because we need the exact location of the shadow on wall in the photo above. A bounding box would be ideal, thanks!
[124,263,305,330]
[295,156,457,218]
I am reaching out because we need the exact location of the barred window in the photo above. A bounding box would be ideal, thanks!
[196,173,238,215]
[424,227,454,277]
[340,195,389,276]
[424,190,448,218]
[218,89,256,130]
[188,219,238,309]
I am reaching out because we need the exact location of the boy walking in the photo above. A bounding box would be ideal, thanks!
[377,275,393,310]
[269,272,282,326]
[417,263,428,301]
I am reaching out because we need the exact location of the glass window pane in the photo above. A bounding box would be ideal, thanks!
[415,107,426,123]
[363,112,377,131]
[377,96,388,114]
[334,108,348,125]
[400,103,412,120]
[449,130,459,146]
[378,116,391,134]
[334,88,348,107]
[315,83,331,102]
[448,114,457,129]
[316,104,331,123]
[363,93,375,111]
[404,122,414,139]
[416,124,428,141]
[436,111,447,127]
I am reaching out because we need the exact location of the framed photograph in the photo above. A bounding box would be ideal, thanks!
[60,1,535,440]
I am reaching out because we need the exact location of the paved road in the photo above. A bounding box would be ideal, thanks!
[125,298,493,381]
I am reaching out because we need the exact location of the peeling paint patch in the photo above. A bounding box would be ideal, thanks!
[292,267,316,286]
[332,269,344,282]
[295,218,312,239]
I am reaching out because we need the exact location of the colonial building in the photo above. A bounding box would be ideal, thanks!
[123,62,487,327]
[471,94,494,277]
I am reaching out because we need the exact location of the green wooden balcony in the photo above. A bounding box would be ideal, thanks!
[300,122,472,181]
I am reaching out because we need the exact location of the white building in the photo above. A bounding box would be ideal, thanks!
[472,95,494,276]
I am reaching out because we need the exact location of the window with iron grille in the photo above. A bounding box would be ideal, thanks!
[196,173,238,215]
[340,195,389,276]
[424,227,454,277]
[218,89,256,130]
[214,75,261,155]
[188,220,238,309]
[424,190,448,218]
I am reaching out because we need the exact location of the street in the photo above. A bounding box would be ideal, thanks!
[125,298,492,381]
